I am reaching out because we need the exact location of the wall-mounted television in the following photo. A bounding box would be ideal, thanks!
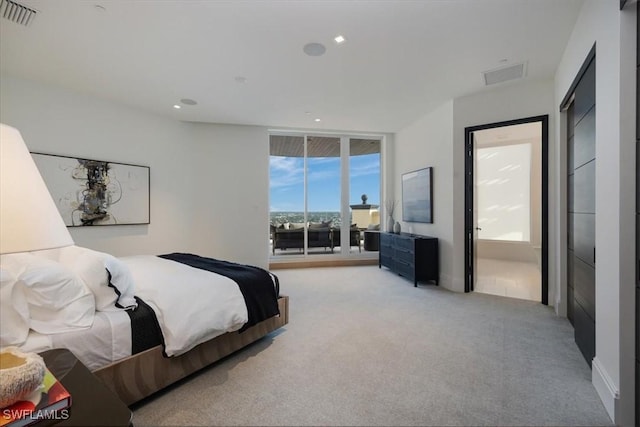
[402,167,433,223]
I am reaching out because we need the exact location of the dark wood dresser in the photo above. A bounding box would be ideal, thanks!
[379,232,439,286]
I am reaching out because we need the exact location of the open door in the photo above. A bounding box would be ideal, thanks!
[464,131,475,292]
[473,139,479,291]
[464,130,484,292]
[464,115,549,304]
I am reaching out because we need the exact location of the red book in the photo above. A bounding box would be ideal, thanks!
[0,367,71,427]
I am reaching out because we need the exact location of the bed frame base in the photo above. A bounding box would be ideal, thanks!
[93,295,289,405]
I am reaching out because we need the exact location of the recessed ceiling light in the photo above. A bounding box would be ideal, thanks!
[303,43,326,57]
[180,98,197,105]
[173,104,181,109]
[314,118,321,122]
[334,35,346,44]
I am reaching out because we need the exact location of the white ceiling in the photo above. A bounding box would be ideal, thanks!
[0,0,583,133]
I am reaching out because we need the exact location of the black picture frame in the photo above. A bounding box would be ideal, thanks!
[402,167,433,223]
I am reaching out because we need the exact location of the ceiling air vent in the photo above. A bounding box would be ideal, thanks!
[0,0,37,26]
[482,62,527,86]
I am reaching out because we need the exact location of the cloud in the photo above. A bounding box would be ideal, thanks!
[350,158,380,178]
[270,156,303,188]
[307,157,340,181]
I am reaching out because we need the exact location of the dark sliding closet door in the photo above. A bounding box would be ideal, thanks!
[635,1,639,422]
[567,55,596,367]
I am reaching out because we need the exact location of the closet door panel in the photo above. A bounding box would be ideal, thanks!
[572,161,596,214]
[573,299,595,367]
[567,250,575,324]
[573,213,595,267]
[566,53,595,369]
[573,108,596,169]
[573,253,596,320]
[573,59,596,123]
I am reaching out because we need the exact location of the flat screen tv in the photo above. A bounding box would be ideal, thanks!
[402,167,433,223]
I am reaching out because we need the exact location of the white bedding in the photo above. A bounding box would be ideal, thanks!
[20,310,131,371]
[120,255,249,357]
[12,253,255,367]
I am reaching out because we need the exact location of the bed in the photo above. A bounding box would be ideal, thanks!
[0,247,289,405]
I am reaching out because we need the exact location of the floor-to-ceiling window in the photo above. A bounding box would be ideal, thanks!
[348,138,381,254]
[269,133,381,259]
[269,135,305,230]
[349,138,381,227]
[306,136,342,235]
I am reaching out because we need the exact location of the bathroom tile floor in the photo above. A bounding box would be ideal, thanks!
[475,258,541,302]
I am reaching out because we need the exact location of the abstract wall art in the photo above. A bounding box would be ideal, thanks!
[31,153,150,226]
[402,166,433,224]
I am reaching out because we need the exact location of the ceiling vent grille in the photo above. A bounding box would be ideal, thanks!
[483,62,527,86]
[0,0,37,26]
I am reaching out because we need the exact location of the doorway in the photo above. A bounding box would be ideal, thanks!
[464,116,549,304]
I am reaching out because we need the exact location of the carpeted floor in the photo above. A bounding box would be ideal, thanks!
[132,266,612,426]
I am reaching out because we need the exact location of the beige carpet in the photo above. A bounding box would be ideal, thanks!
[132,266,612,426]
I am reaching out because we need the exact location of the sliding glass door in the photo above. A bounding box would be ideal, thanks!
[269,134,381,259]
[348,138,381,253]
[306,136,342,239]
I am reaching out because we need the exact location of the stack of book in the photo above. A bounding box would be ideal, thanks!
[0,367,71,427]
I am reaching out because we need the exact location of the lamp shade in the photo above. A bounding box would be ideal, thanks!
[0,124,74,254]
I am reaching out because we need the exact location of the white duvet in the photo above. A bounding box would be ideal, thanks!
[119,255,248,356]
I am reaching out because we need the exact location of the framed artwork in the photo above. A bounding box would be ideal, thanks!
[31,152,150,227]
[402,166,433,223]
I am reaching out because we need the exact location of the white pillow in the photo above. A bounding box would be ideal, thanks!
[0,253,95,334]
[104,256,137,310]
[37,246,137,311]
[0,268,30,346]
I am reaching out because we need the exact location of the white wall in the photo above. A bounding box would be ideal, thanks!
[0,75,271,268]
[394,101,454,288]
[452,79,556,294]
[553,1,636,424]
[186,123,270,268]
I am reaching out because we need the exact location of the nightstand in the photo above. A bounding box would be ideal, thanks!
[39,349,132,427]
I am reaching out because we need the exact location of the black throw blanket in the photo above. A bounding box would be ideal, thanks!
[159,253,280,332]
[126,296,164,354]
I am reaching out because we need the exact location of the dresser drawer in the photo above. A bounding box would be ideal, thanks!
[393,236,414,251]
[380,241,393,252]
[380,254,395,270]
[395,259,415,281]
[380,233,394,246]
[395,247,414,264]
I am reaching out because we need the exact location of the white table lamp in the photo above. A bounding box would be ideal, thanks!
[0,123,74,254]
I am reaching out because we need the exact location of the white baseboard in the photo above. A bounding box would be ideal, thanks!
[591,357,618,422]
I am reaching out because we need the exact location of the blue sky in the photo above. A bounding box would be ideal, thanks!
[270,154,380,212]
